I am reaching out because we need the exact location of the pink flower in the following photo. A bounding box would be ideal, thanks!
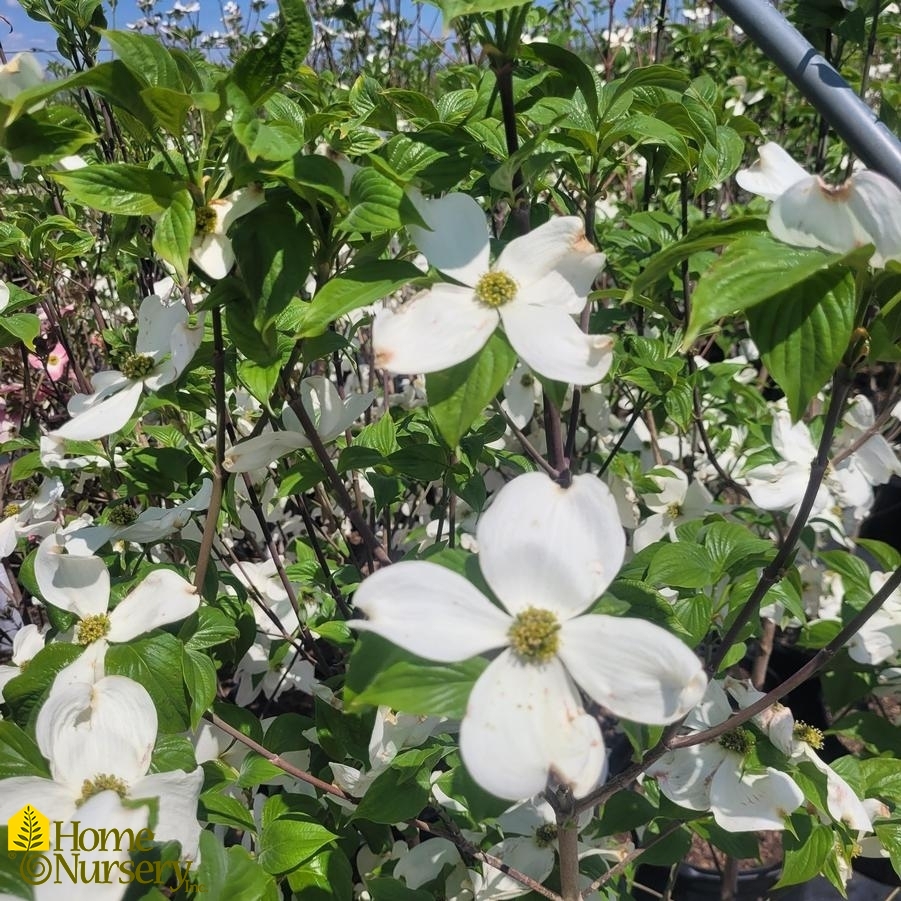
[28,342,69,381]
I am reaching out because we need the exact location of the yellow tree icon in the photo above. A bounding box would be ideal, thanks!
[7,806,50,852]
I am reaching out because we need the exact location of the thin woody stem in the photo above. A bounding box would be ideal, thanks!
[707,366,854,675]
[551,788,582,901]
[290,398,391,568]
[671,564,901,749]
[193,307,226,592]
[206,712,563,900]
[586,822,684,893]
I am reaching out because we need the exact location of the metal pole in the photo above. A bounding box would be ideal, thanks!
[714,0,901,189]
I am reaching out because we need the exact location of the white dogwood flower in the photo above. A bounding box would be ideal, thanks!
[725,677,872,831]
[353,472,707,801]
[633,466,713,552]
[67,480,212,552]
[743,410,833,516]
[0,624,45,698]
[48,284,205,442]
[35,531,199,646]
[648,680,804,832]
[191,185,265,279]
[374,192,613,385]
[0,476,64,559]
[224,376,374,472]
[736,142,901,267]
[0,674,203,862]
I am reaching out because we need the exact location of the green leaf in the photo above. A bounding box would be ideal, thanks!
[194,832,279,901]
[524,42,598,125]
[436,89,478,125]
[874,823,901,880]
[646,543,714,588]
[152,188,194,281]
[257,818,337,875]
[0,313,40,350]
[696,125,745,194]
[200,790,257,832]
[350,655,486,718]
[683,235,862,348]
[775,820,833,888]
[341,168,405,234]
[3,105,96,166]
[747,267,856,419]
[428,0,530,21]
[1,644,84,729]
[0,721,52,779]
[297,261,424,338]
[426,331,516,448]
[230,0,313,105]
[53,164,180,215]
[266,153,347,206]
[106,633,190,732]
[182,648,218,729]
[183,606,241,651]
[101,29,183,90]
[353,747,445,824]
[0,221,26,256]
[140,86,194,134]
[232,200,313,328]
[600,113,690,164]
[355,414,399,457]
[237,358,283,406]
[629,217,766,300]
[286,849,354,900]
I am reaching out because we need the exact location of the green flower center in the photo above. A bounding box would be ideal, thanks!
[534,824,558,848]
[121,353,156,381]
[666,502,682,518]
[718,727,756,756]
[507,607,560,663]
[3,503,20,517]
[793,721,824,750]
[475,270,518,308]
[195,204,218,235]
[76,614,111,646]
[78,774,128,805]
[106,505,138,527]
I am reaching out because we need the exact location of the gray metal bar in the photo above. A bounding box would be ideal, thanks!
[714,0,901,188]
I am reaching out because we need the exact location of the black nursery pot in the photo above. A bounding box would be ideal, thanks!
[851,856,901,887]
[633,862,782,901]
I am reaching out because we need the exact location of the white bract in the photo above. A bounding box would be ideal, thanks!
[48,284,205,442]
[648,680,805,832]
[374,192,613,385]
[633,466,714,552]
[191,185,265,279]
[353,471,707,801]
[35,531,199,646]
[846,571,901,666]
[0,674,203,861]
[736,142,901,267]
[224,376,374,472]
